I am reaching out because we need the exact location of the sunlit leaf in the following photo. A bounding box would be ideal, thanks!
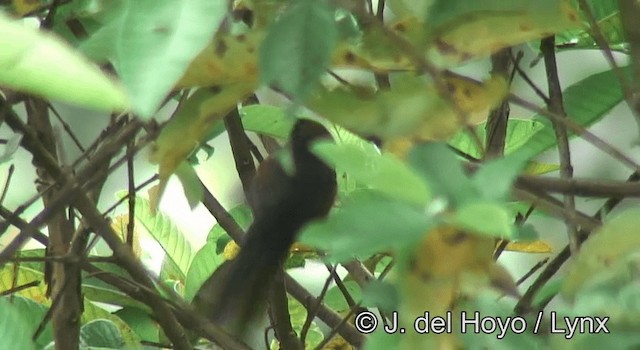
[0,264,46,303]
[313,141,430,206]
[504,240,553,253]
[184,241,225,302]
[523,161,560,175]
[240,104,294,139]
[113,0,228,117]
[0,13,128,112]
[515,67,627,159]
[133,197,194,279]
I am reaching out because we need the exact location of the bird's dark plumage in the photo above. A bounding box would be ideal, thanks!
[193,119,337,336]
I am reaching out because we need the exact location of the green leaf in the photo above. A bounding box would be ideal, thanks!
[206,204,253,242]
[365,331,400,350]
[159,255,185,287]
[259,0,338,101]
[457,292,544,349]
[183,241,225,302]
[81,299,141,349]
[532,278,563,307]
[408,142,476,207]
[0,12,128,112]
[2,295,52,348]
[283,296,324,349]
[557,0,625,51]
[114,0,228,118]
[82,281,148,311]
[449,119,546,159]
[472,153,528,201]
[361,280,398,312]
[515,67,627,159]
[13,248,45,272]
[523,161,560,175]
[324,281,361,314]
[313,142,430,206]
[134,197,194,280]
[114,307,160,344]
[300,190,433,262]
[174,161,204,209]
[80,319,126,349]
[0,297,36,350]
[240,104,295,139]
[562,208,640,300]
[453,201,514,239]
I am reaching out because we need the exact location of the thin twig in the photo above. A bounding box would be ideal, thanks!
[300,265,336,346]
[126,139,135,245]
[516,257,550,286]
[541,36,579,254]
[0,280,40,296]
[509,94,640,173]
[509,50,550,103]
[0,164,14,206]
[485,48,512,159]
[47,103,85,153]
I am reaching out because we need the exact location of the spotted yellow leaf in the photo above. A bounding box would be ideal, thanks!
[148,83,255,209]
[425,0,581,68]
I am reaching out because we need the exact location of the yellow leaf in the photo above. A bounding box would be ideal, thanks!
[523,161,560,175]
[504,240,553,254]
[0,264,47,304]
[425,0,581,68]
[309,73,506,145]
[11,0,42,16]
[148,83,255,208]
[223,240,240,261]
[562,208,640,300]
[110,214,143,259]
[176,32,263,88]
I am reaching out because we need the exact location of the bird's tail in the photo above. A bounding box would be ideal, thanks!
[196,220,295,335]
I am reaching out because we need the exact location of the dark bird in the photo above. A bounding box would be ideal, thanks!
[193,118,337,337]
